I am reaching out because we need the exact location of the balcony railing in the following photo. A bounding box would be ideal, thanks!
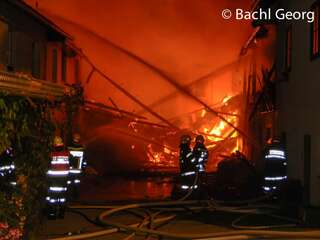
[0,70,66,99]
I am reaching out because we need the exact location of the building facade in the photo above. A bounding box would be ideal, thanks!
[276,0,320,206]
[0,0,80,97]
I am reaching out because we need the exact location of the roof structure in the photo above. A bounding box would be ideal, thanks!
[9,0,73,40]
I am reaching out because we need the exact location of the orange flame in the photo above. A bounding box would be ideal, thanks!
[145,95,241,171]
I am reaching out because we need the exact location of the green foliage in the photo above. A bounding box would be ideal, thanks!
[0,93,55,235]
[0,95,28,154]
[0,84,84,237]
[0,192,22,227]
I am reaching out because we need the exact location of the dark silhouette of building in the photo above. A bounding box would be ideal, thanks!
[275,0,320,207]
[0,0,80,97]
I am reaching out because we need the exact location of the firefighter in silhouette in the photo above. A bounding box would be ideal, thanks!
[193,135,208,196]
[46,136,70,219]
[262,138,287,194]
[68,133,85,200]
[177,135,198,192]
[179,135,191,174]
[193,135,208,173]
[0,147,16,191]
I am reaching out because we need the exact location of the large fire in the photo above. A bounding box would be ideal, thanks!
[141,94,242,172]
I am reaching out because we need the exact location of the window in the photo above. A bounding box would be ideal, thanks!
[311,1,320,59]
[75,58,79,83]
[0,19,9,67]
[61,50,66,82]
[52,48,57,82]
[285,24,292,71]
[32,42,40,78]
[12,32,33,74]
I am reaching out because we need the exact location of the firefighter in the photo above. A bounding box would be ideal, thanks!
[46,136,69,219]
[192,135,208,197]
[0,148,16,190]
[68,133,85,200]
[193,135,208,174]
[262,139,287,194]
[178,135,198,192]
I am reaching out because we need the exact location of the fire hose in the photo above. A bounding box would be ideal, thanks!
[47,199,320,240]
[46,171,319,240]
[178,170,200,201]
[54,172,200,240]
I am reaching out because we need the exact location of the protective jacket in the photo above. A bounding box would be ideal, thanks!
[193,143,208,173]
[0,148,16,187]
[46,150,69,206]
[68,143,85,186]
[262,141,287,193]
[179,144,196,174]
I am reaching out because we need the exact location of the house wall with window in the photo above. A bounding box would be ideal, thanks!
[0,0,80,86]
[276,0,320,206]
[0,0,48,79]
[64,46,80,85]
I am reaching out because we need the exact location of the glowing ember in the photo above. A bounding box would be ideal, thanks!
[205,110,239,144]
[201,109,207,118]
[143,95,242,172]
[222,95,232,104]
[146,144,178,169]
[195,95,242,171]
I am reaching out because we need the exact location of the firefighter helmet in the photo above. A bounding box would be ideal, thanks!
[53,136,64,147]
[195,135,205,144]
[180,135,191,145]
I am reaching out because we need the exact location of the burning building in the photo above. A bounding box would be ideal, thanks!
[4,0,320,238]
[0,0,278,183]
[18,0,277,176]
[0,0,282,187]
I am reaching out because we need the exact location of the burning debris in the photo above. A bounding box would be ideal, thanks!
[123,94,245,173]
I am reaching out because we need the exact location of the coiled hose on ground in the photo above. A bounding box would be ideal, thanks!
[48,172,320,240]
[48,199,320,240]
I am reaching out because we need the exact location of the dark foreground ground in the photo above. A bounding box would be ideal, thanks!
[39,175,174,239]
[37,175,320,240]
